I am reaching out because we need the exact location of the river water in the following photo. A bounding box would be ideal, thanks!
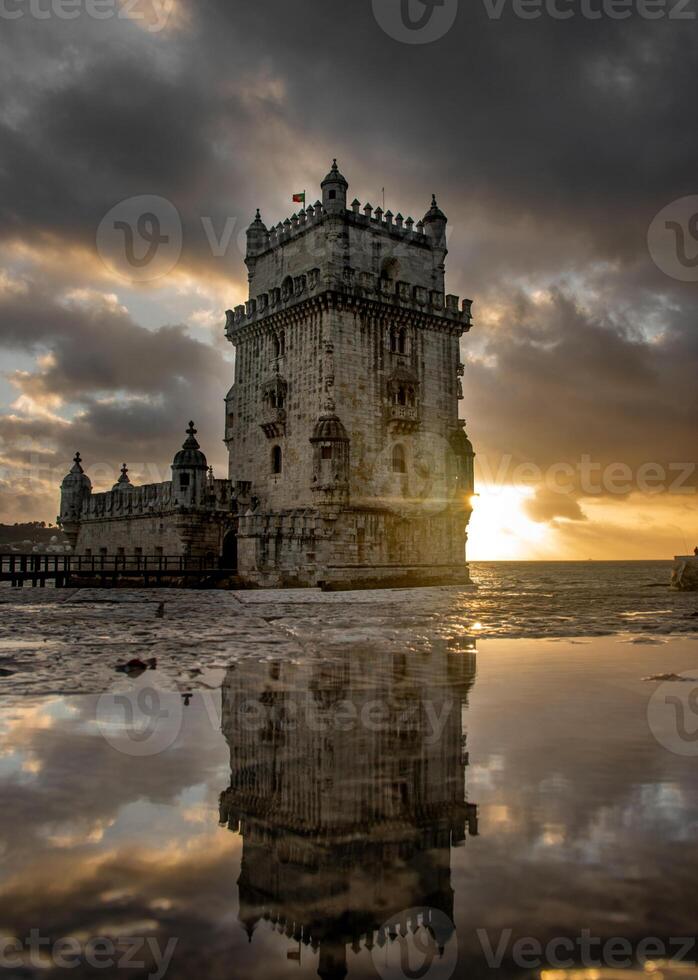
[0,562,696,979]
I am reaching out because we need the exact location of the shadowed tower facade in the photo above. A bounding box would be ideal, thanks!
[225,161,476,588]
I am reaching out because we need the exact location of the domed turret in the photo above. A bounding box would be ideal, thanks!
[245,209,268,258]
[321,159,348,214]
[311,413,349,443]
[59,452,92,548]
[173,421,208,469]
[423,193,447,248]
[61,451,92,496]
[310,413,350,497]
[172,422,209,507]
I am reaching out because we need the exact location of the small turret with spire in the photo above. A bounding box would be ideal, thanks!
[113,463,133,491]
[321,159,348,215]
[423,193,447,249]
[172,421,209,507]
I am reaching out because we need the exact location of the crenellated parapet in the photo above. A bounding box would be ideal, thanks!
[75,476,234,523]
[246,197,441,259]
[225,267,472,341]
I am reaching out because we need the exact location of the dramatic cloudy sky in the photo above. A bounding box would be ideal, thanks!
[0,0,696,557]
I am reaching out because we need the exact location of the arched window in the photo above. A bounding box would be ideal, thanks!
[397,386,407,406]
[389,326,398,353]
[392,444,406,474]
[398,328,407,355]
[279,331,286,356]
[273,335,280,359]
[271,445,282,474]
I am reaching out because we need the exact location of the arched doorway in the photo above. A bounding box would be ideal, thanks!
[222,528,238,570]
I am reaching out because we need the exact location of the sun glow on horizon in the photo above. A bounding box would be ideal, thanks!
[467,485,551,560]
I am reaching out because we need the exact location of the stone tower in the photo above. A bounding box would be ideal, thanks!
[224,161,475,588]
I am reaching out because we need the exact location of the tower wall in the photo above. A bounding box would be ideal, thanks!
[225,163,475,588]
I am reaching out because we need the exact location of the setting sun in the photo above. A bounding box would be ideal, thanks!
[467,486,549,560]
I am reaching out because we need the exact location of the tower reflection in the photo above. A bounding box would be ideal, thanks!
[219,642,478,979]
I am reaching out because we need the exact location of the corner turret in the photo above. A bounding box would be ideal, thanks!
[172,421,209,507]
[423,194,447,250]
[245,209,269,285]
[58,452,92,548]
[321,159,348,215]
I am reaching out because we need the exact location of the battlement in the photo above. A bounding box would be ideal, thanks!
[243,161,456,308]
[248,198,436,260]
[226,264,473,339]
[78,477,232,522]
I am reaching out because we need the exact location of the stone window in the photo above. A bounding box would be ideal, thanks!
[99,547,107,556]
[179,473,190,489]
[328,190,336,199]
[321,444,332,460]
[271,445,282,475]
[392,444,406,474]
[389,326,408,354]
[394,384,415,407]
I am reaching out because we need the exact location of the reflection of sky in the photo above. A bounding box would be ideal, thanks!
[1,636,697,978]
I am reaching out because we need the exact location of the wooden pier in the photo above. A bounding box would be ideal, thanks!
[0,553,238,589]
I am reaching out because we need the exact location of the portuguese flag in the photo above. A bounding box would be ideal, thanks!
[292,191,305,205]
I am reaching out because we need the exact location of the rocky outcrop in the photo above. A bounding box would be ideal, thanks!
[671,556,698,591]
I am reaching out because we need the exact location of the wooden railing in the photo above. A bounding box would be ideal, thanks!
[0,553,237,587]
[0,553,230,573]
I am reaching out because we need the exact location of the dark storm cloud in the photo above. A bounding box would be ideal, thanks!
[0,280,230,480]
[1,1,697,270]
[465,283,698,485]
[0,0,695,525]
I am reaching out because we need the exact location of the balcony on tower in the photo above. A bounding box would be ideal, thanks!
[385,364,420,433]
[260,374,287,439]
